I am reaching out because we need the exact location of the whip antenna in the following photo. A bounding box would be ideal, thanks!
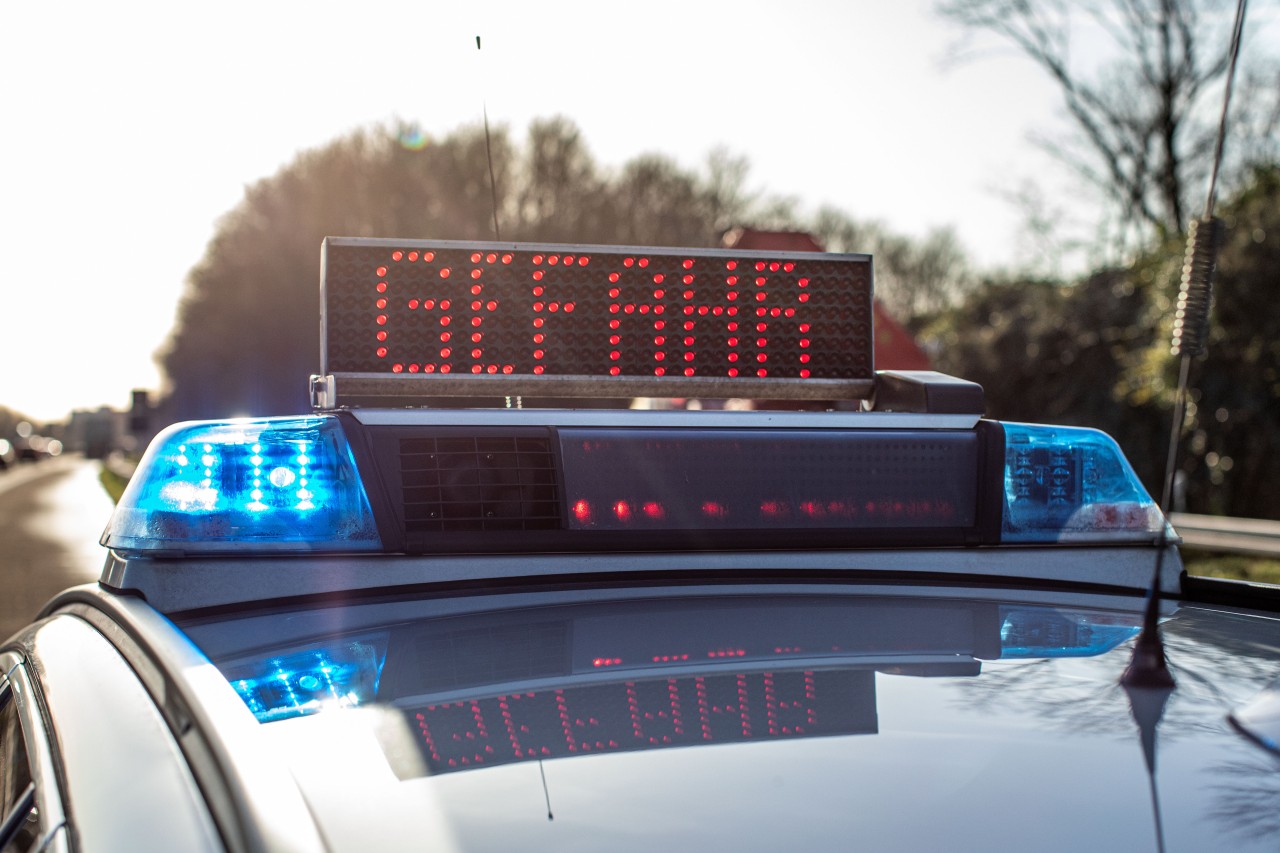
[1123,0,1249,690]
[477,35,502,242]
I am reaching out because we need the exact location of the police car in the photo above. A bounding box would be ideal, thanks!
[4,239,1280,852]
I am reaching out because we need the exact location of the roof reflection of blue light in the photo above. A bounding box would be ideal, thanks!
[221,633,390,724]
[998,607,1142,658]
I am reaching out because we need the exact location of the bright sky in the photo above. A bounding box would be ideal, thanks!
[0,0,1080,423]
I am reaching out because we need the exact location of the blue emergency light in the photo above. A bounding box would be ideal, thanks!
[103,416,381,554]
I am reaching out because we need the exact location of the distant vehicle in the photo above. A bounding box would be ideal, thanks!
[4,239,1278,852]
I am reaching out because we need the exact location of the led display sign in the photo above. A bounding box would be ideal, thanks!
[321,239,874,401]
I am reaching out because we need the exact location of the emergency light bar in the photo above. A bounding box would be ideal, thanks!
[101,414,1168,556]
[316,238,874,407]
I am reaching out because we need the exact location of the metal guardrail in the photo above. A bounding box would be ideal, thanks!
[1170,512,1280,558]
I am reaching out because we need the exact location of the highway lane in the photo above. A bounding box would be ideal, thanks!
[0,456,115,640]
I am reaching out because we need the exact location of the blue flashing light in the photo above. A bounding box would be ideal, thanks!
[103,416,381,554]
[998,606,1142,658]
[1001,422,1167,544]
[218,632,390,723]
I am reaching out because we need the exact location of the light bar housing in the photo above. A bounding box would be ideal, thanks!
[102,412,1168,558]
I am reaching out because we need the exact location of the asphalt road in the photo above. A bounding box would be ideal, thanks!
[0,456,115,641]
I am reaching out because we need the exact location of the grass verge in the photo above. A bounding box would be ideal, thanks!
[1182,550,1280,586]
[99,465,130,505]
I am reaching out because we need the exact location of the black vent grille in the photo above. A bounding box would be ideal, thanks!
[400,436,560,532]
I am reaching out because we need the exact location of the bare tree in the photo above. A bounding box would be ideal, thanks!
[938,0,1277,244]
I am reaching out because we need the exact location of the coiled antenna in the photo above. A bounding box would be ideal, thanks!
[1170,216,1224,359]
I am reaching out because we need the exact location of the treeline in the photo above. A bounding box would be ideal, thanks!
[158,117,972,418]
[928,166,1280,518]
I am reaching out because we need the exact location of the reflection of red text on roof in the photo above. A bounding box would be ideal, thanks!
[723,228,930,370]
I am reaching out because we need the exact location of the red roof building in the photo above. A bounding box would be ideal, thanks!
[722,228,931,371]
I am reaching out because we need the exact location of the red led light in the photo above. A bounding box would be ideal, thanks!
[639,258,649,268]
[441,332,451,342]
[376,266,387,276]
[485,253,497,263]
[471,365,482,374]
[654,366,666,376]
[376,282,387,293]
[613,501,632,521]
[376,315,387,326]
[684,367,695,376]
[376,298,388,309]
[408,251,419,262]
[440,348,452,358]
[533,254,544,264]
[392,363,404,373]
[534,334,545,344]
[548,255,559,265]
[642,502,665,520]
[472,333,483,343]
[533,365,544,374]
[376,347,387,358]
[502,254,513,264]
[573,499,591,523]
[440,317,451,327]
[654,273,665,284]
[406,299,417,309]
[408,363,420,373]
[610,366,621,376]
[471,252,482,263]
[533,270,544,281]
[701,501,727,519]
[440,268,451,279]
[392,251,403,261]
[578,256,590,266]
[377,331,387,341]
